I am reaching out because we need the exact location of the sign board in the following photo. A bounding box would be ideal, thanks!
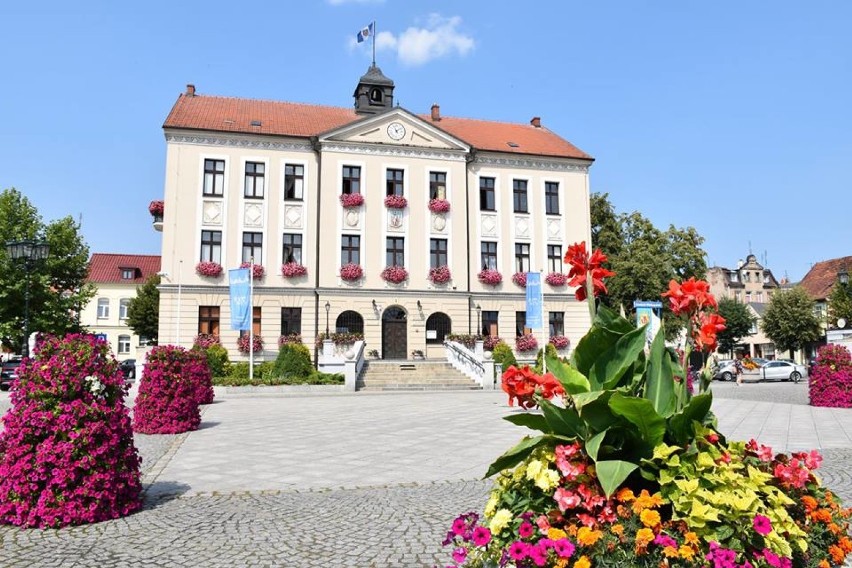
[525,272,543,330]
[426,330,437,339]
[94,333,107,342]
[229,268,251,330]
[634,300,663,344]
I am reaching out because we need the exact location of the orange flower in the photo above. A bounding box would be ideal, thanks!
[818,561,830,568]
[812,509,833,523]
[640,509,661,528]
[500,365,565,408]
[679,545,696,561]
[577,526,603,546]
[548,527,568,540]
[840,536,852,553]
[631,490,663,514]
[694,311,726,353]
[663,546,679,558]
[661,277,717,316]
[616,487,635,503]
[802,495,818,512]
[684,532,699,546]
[635,528,655,547]
[830,544,846,564]
[616,504,632,518]
[573,556,591,568]
[610,524,624,537]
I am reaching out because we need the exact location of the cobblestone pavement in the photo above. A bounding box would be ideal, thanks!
[1,383,852,567]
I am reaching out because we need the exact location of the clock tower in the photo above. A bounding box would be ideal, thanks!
[353,64,395,115]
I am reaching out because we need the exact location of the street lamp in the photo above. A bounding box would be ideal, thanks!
[325,301,330,335]
[6,239,49,358]
[476,304,482,336]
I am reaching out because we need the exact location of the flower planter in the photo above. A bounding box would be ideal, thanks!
[339,193,364,208]
[237,334,264,354]
[514,334,538,352]
[196,261,223,278]
[428,198,450,214]
[429,265,452,284]
[512,272,527,288]
[384,195,407,209]
[340,263,363,282]
[381,266,408,284]
[239,262,265,280]
[281,262,307,278]
[548,335,569,350]
[478,269,503,287]
[545,272,568,287]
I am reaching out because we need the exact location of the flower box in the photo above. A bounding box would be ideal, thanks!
[478,269,503,286]
[512,272,527,288]
[548,335,569,349]
[339,193,364,208]
[483,336,502,351]
[239,262,265,280]
[514,333,538,352]
[428,198,450,214]
[339,263,363,281]
[193,333,220,349]
[281,262,307,278]
[195,261,223,278]
[384,194,408,209]
[148,200,164,218]
[545,272,568,287]
[278,334,302,346]
[315,332,363,347]
[237,334,263,354]
[381,265,408,284]
[429,265,452,284]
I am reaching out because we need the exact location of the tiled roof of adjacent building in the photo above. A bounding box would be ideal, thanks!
[799,256,852,300]
[87,254,161,284]
[163,92,593,161]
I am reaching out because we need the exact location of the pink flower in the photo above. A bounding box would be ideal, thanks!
[553,538,575,558]
[508,541,529,560]
[472,526,491,547]
[451,517,467,536]
[428,198,450,213]
[381,266,408,283]
[339,193,364,208]
[512,272,527,287]
[545,272,568,286]
[239,262,265,279]
[148,200,164,217]
[654,534,677,548]
[429,265,451,284]
[384,194,408,209]
[753,514,772,536]
[195,261,223,278]
[528,544,547,566]
[237,334,264,354]
[804,449,823,470]
[477,269,503,286]
[281,262,307,278]
[339,263,363,281]
[549,335,569,349]
[518,521,534,538]
[515,334,538,352]
[451,548,466,563]
[553,488,581,512]
[535,515,551,533]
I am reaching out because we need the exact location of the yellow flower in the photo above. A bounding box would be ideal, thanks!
[631,489,663,514]
[679,545,695,560]
[684,532,699,546]
[526,459,543,479]
[616,487,635,502]
[488,509,513,535]
[610,524,624,537]
[548,528,568,540]
[576,526,603,546]
[573,556,591,568]
[484,494,499,518]
[640,509,661,528]
[635,528,655,547]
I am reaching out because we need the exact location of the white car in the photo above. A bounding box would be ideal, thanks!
[759,360,807,383]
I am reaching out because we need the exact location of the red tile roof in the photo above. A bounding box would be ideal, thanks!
[799,256,852,300]
[163,93,593,160]
[87,254,161,284]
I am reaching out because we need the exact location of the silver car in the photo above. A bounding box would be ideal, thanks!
[759,360,807,383]
[713,360,737,381]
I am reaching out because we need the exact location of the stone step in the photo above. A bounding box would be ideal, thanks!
[358,360,480,392]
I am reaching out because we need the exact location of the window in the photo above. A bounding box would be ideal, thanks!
[120,268,135,280]
[429,171,446,200]
[119,298,130,320]
[480,177,496,211]
[515,243,531,273]
[548,245,563,273]
[282,233,303,264]
[426,312,451,344]
[430,238,448,268]
[482,310,499,337]
[735,291,742,302]
[198,306,220,336]
[744,272,751,282]
[97,298,110,319]
[336,311,364,334]
[118,335,131,355]
[281,308,302,335]
[549,312,565,337]
[342,165,361,195]
[284,164,304,200]
[200,230,222,264]
[481,241,498,270]
[516,311,527,337]
[244,162,265,199]
[203,159,225,196]
[386,169,404,196]
[386,237,404,267]
[342,235,360,265]
[545,182,560,215]
[756,291,763,302]
[745,291,752,302]
[239,307,261,338]
[513,179,528,213]
[242,232,263,264]
[730,272,739,283]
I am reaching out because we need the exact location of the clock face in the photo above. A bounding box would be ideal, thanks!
[387,122,406,141]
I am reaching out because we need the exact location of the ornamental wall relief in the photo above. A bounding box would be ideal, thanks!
[431,212,447,233]
[344,209,361,229]
[481,214,497,237]
[515,216,530,239]
[547,219,562,240]
[202,201,222,226]
[284,205,303,229]
[244,203,264,228]
[387,210,404,232]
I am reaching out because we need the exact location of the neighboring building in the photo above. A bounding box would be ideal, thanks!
[82,253,162,360]
[707,254,781,358]
[155,66,595,361]
[800,255,852,350]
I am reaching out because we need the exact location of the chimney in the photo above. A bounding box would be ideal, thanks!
[530,116,541,128]
[431,103,441,121]
[186,84,196,97]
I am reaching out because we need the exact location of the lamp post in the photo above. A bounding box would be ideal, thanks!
[325,301,330,335]
[6,239,49,358]
[476,304,482,336]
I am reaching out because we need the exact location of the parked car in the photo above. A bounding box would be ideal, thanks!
[713,360,736,381]
[118,359,136,381]
[0,359,23,391]
[758,360,807,383]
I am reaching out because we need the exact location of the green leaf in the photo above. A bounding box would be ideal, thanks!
[667,393,713,446]
[643,329,675,417]
[585,430,608,461]
[595,304,636,334]
[590,325,649,390]
[545,355,590,394]
[484,435,551,479]
[504,413,548,433]
[539,398,586,439]
[570,327,616,388]
[594,460,638,497]
[608,393,666,449]
[576,391,622,432]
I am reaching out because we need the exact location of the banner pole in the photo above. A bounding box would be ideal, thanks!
[249,257,254,382]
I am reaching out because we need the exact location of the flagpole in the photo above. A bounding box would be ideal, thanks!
[372,21,376,66]
[249,257,254,382]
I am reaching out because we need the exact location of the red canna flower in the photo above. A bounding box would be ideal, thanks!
[564,241,615,302]
[501,365,564,408]
[661,277,718,316]
[692,311,726,353]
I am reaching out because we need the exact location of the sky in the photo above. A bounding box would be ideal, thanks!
[1,1,850,283]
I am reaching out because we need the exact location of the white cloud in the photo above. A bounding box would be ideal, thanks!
[375,14,475,66]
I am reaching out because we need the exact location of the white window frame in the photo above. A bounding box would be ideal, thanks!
[119,298,131,320]
[97,298,110,319]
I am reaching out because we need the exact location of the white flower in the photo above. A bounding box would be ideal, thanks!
[84,375,106,397]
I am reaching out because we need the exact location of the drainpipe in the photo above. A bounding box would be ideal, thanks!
[465,149,476,334]
[311,136,322,369]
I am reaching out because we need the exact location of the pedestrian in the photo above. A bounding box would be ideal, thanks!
[735,357,744,386]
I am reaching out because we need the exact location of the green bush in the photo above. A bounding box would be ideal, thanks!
[212,371,343,387]
[492,342,518,370]
[533,343,560,375]
[204,344,231,377]
[273,343,314,379]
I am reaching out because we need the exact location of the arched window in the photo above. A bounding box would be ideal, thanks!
[370,88,383,103]
[97,298,110,319]
[336,310,364,335]
[119,298,131,320]
[426,312,451,344]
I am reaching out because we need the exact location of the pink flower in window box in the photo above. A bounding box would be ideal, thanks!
[549,335,570,349]
[340,263,363,281]
[478,269,503,286]
[512,272,528,287]
[515,334,539,352]
[384,195,408,209]
[237,334,264,354]
[484,336,503,351]
[428,198,450,214]
[429,265,452,284]
[239,262,265,280]
[545,272,568,287]
[281,262,307,278]
[278,334,303,346]
[195,261,223,278]
[381,265,409,284]
[148,200,164,218]
[193,334,220,349]
[339,193,364,208]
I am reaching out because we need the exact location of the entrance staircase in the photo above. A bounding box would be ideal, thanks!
[356,360,481,392]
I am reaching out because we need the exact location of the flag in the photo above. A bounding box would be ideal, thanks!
[357,22,374,43]
[229,268,251,330]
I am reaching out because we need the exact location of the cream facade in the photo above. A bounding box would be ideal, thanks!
[157,70,594,361]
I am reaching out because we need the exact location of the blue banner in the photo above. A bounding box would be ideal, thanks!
[229,268,251,330]
[525,272,543,330]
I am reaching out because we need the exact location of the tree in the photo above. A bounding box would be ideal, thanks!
[715,297,758,356]
[828,281,852,327]
[0,188,94,352]
[126,275,160,344]
[761,286,821,359]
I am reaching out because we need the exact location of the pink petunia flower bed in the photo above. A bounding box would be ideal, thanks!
[281,262,307,278]
[186,349,214,405]
[0,334,143,528]
[132,345,202,434]
[810,344,852,408]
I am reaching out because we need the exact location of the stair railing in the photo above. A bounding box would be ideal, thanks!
[444,340,496,389]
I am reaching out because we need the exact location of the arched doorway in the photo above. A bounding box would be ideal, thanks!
[336,311,364,335]
[382,306,407,359]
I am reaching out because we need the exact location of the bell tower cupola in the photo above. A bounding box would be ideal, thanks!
[353,64,395,115]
